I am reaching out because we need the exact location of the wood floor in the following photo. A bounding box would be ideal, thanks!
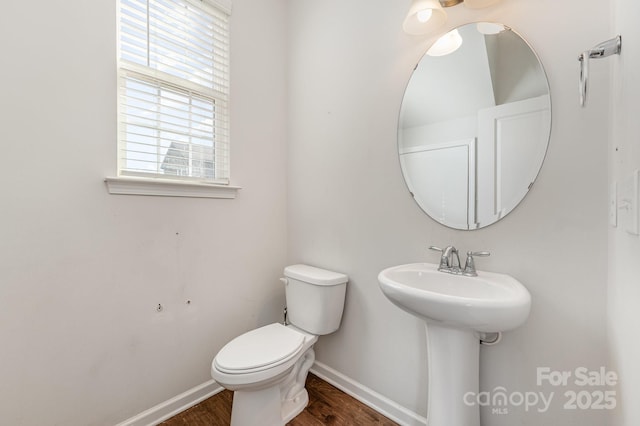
[160,373,398,425]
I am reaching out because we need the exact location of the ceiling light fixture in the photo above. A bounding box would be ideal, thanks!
[403,0,447,35]
[403,0,502,35]
[463,0,501,8]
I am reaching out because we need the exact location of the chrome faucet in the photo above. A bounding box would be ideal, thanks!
[429,246,490,276]
[429,245,462,274]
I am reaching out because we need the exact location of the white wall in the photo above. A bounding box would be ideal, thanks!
[609,0,640,424]
[0,0,288,424]
[288,0,611,424]
[401,116,477,150]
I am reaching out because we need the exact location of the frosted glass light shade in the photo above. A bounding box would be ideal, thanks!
[403,0,447,35]
[463,0,501,9]
[426,29,463,56]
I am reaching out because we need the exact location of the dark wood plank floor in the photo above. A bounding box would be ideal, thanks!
[160,373,398,425]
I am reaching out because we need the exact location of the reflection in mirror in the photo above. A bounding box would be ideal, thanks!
[398,23,551,230]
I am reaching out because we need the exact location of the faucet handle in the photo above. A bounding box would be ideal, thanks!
[428,246,443,253]
[463,251,490,276]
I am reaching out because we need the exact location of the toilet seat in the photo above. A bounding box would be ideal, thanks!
[214,323,305,374]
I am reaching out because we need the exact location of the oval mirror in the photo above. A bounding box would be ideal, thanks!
[398,23,551,230]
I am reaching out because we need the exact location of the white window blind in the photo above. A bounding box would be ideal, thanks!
[117,0,230,184]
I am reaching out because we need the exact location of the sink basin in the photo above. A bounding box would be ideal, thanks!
[378,262,531,333]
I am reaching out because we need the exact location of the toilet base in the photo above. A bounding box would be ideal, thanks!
[282,388,309,423]
[230,386,310,426]
[227,346,316,426]
[229,384,310,426]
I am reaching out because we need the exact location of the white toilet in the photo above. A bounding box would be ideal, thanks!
[211,264,348,426]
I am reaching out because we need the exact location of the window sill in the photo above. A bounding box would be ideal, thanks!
[105,176,241,199]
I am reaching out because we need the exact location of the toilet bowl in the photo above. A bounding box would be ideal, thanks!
[212,323,318,425]
[211,264,348,426]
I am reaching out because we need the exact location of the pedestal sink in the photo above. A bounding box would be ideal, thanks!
[378,263,531,426]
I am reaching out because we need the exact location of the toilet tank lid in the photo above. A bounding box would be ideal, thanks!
[284,264,348,286]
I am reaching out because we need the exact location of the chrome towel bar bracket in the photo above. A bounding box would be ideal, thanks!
[579,35,621,107]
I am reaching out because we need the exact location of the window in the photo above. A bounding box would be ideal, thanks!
[117,0,231,185]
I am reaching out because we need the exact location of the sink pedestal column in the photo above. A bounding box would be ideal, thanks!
[425,323,480,426]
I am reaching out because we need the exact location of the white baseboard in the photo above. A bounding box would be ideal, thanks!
[115,379,224,426]
[116,363,425,426]
[310,361,427,426]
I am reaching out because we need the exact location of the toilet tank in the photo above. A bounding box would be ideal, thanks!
[283,264,348,335]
